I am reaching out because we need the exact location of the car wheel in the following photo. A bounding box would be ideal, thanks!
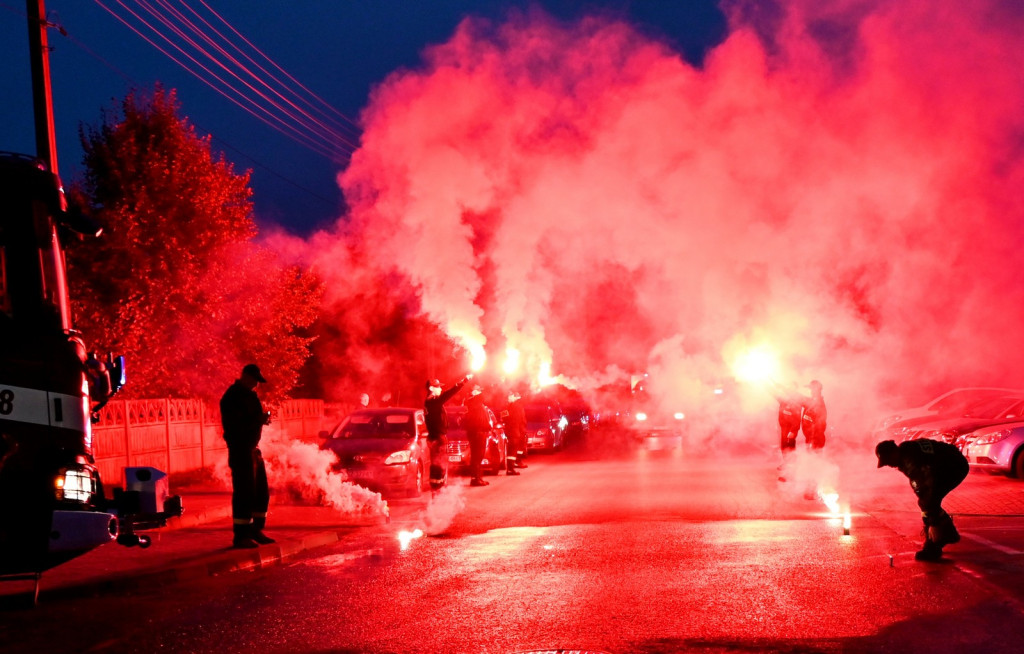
[1014,449,1024,479]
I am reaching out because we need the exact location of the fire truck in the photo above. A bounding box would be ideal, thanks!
[0,1,180,601]
[0,152,182,598]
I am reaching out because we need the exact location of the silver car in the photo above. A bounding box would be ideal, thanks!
[961,420,1024,478]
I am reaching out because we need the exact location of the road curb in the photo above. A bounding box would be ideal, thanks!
[30,529,352,603]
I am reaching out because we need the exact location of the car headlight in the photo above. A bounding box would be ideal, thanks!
[384,450,413,465]
[635,412,648,422]
[973,429,1013,446]
[673,412,685,420]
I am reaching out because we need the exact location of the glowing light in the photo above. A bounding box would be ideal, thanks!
[448,321,487,373]
[503,347,520,375]
[819,491,841,516]
[470,343,487,372]
[635,412,648,421]
[398,528,424,550]
[673,412,685,420]
[537,361,556,387]
[731,344,781,384]
[842,511,852,535]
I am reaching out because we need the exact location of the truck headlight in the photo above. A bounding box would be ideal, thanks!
[55,466,99,503]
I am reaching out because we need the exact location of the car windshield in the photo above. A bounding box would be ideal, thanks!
[336,413,415,439]
[963,397,1024,420]
[930,389,1013,414]
[525,407,549,422]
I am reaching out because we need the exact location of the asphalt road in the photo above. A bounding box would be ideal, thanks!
[4,430,1024,653]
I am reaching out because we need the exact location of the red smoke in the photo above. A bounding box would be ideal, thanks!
[297,0,1024,443]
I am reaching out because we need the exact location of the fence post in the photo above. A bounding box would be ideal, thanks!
[199,400,206,470]
[123,400,132,472]
[164,398,172,475]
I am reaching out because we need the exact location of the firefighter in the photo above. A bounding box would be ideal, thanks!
[503,392,527,473]
[771,382,803,455]
[465,385,491,486]
[220,363,274,549]
[801,380,827,450]
[771,382,803,482]
[424,374,471,490]
[876,438,970,561]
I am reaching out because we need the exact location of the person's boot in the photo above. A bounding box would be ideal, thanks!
[251,516,276,545]
[506,467,521,476]
[470,478,489,487]
[914,540,943,561]
[930,512,960,546]
[232,523,258,549]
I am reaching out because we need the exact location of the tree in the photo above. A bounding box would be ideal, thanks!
[67,86,321,403]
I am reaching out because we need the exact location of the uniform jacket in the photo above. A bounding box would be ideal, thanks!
[220,381,265,451]
[894,439,968,510]
[465,394,490,435]
[504,399,527,439]
[802,395,827,431]
[424,380,466,439]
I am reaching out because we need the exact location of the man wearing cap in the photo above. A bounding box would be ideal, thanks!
[220,363,274,549]
[875,438,969,561]
[424,375,470,491]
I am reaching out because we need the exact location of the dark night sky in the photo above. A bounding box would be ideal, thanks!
[0,1,726,236]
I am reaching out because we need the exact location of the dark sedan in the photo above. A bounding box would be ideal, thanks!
[319,408,430,497]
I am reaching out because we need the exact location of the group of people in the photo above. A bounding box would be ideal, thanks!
[423,375,528,489]
[771,376,971,562]
[222,364,973,563]
[772,379,828,456]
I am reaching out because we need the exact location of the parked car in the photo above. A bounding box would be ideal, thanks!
[961,420,1024,478]
[319,408,430,497]
[873,387,1023,439]
[562,402,592,442]
[445,405,508,475]
[525,403,567,452]
[895,396,1024,445]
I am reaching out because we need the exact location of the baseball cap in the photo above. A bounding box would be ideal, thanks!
[242,363,267,383]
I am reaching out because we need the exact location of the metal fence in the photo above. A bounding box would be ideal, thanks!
[91,398,324,486]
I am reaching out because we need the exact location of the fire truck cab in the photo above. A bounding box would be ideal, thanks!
[0,152,180,598]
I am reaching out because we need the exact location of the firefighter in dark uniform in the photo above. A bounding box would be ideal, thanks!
[465,385,491,486]
[801,380,827,450]
[424,375,470,490]
[502,392,526,473]
[220,363,274,549]
[876,438,970,561]
[771,382,803,455]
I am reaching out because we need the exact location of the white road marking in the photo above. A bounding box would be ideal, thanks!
[962,533,1022,555]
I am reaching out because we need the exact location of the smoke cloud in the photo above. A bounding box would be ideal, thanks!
[213,423,390,518]
[292,0,1024,452]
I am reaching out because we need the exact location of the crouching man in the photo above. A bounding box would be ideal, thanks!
[875,438,969,561]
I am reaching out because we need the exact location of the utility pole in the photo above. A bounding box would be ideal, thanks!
[26,0,59,175]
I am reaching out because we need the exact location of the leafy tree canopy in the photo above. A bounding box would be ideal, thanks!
[67,86,321,404]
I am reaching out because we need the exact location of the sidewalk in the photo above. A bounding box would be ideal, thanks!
[0,483,388,603]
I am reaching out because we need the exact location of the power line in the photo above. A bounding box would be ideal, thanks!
[93,0,359,162]
[43,7,340,213]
